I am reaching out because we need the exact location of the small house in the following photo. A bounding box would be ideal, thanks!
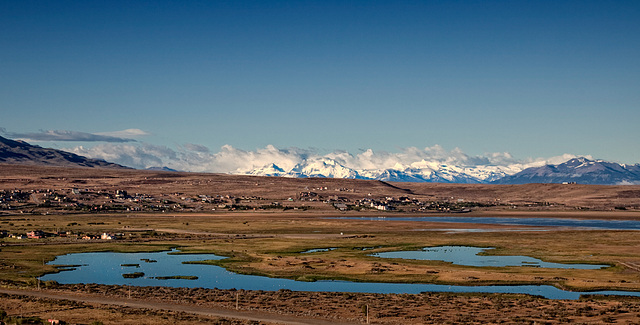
[27,230,45,239]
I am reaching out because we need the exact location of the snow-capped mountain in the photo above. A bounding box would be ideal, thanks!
[3,134,636,185]
[290,158,361,179]
[245,158,520,183]
[244,157,640,185]
[357,163,512,184]
[245,163,287,177]
[492,158,640,185]
[245,158,362,179]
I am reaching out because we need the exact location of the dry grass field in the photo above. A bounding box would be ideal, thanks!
[2,163,640,211]
[1,164,640,324]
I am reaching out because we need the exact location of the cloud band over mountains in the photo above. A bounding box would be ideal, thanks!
[66,142,583,178]
[0,128,148,143]
[0,127,596,180]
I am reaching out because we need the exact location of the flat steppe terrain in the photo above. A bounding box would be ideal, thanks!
[1,163,640,211]
[1,164,640,324]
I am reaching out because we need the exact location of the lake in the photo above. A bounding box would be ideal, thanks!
[300,247,337,253]
[39,249,640,300]
[372,246,608,269]
[330,216,640,230]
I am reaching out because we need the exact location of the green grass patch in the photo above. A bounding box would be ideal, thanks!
[53,264,83,268]
[153,275,198,280]
[122,272,144,278]
[120,263,140,267]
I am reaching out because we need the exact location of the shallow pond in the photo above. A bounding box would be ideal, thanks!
[39,249,640,300]
[330,216,640,230]
[372,246,608,269]
[300,247,336,253]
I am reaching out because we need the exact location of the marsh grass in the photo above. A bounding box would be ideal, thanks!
[153,275,198,280]
[122,272,144,278]
[2,212,640,292]
[121,263,140,267]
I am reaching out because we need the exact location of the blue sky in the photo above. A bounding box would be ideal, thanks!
[2,0,639,165]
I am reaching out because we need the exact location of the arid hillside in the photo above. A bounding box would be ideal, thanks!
[1,164,639,211]
[0,136,127,169]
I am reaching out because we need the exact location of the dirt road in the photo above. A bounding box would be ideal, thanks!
[0,288,355,325]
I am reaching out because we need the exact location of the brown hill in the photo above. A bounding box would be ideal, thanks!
[1,164,639,211]
[0,136,127,169]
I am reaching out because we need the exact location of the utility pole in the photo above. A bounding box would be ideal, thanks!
[366,304,369,324]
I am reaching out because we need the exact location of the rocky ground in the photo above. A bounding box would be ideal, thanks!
[3,283,640,324]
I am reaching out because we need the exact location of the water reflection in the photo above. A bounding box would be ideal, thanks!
[300,248,336,253]
[330,216,640,230]
[372,246,608,269]
[40,249,639,300]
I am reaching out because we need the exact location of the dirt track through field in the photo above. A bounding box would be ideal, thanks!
[0,288,355,325]
[619,261,640,273]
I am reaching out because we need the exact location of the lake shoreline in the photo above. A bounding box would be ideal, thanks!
[39,248,640,300]
[3,282,640,324]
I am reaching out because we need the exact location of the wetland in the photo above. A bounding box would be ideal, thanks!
[2,165,640,323]
[39,248,640,300]
[372,246,609,269]
[333,216,640,230]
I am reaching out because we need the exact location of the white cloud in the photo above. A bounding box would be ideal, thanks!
[68,143,177,169]
[65,142,585,177]
[1,128,145,142]
[95,129,150,138]
[182,143,210,153]
[617,180,640,185]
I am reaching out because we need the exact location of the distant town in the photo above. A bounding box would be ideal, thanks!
[0,186,524,214]
[0,184,556,242]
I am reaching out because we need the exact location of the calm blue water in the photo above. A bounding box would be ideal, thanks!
[40,249,640,300]
[373,246,608,269]
[330,216,640,230]
[301,248,336,253]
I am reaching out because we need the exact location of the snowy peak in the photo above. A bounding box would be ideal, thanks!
[564,157,588,168]
[291,158,360,179]
[245,158,518,184]
[246,163,287,176]
[493,157,640,185]
[243,156,640,185]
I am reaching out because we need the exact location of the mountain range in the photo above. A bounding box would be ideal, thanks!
[493,157,640,185]
[1,135,639,185]
[245,158,516,183]
[245,156,640,185]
